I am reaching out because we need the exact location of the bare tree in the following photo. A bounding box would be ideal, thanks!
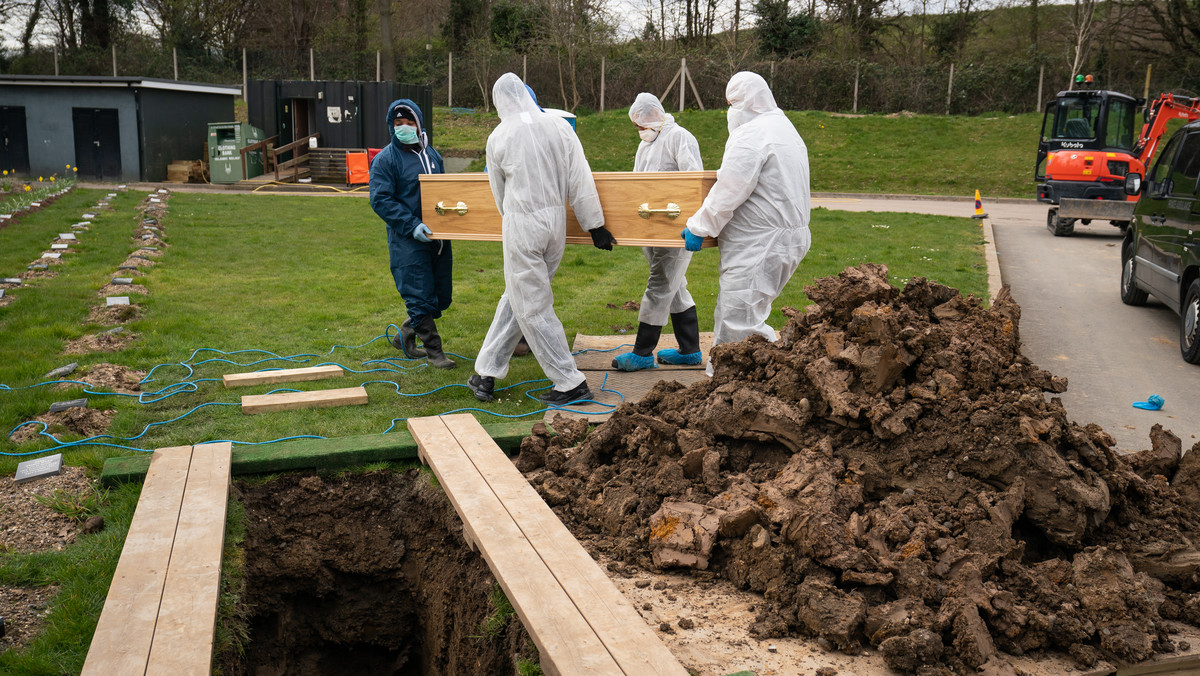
[545,0,612,110]
[1064,0,1131,86]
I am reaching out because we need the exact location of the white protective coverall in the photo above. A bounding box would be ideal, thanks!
[474,73,606,391]
[629,93,704,326]
[685,71,811,348]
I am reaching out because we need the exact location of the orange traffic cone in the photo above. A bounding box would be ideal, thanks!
[972,190,988,219]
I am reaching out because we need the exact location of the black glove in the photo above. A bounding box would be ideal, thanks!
[590,226,616,251]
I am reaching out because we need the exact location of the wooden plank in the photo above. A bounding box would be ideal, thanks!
[442,414,688,676]
[420,171,718,248]
[407,416,622,676]
[100,420,548,486]
[222,364,344,388]
[241,386,368,414]
[146,442,232,676]
[82,446,193,676]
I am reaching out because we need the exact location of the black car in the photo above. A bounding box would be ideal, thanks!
[1120,120,1200,363]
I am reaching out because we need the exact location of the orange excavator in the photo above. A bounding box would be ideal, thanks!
[1036,75,1200,236]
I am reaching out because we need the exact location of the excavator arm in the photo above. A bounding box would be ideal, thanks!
[1134,94,1200,166]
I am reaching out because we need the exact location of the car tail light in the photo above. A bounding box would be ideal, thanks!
[1107,160,1129,176]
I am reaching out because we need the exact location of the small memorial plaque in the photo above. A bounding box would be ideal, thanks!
[149,197,161,203]
[82,213,95,219]
[59,233,76,240]
[107,193,117,198]
[112,277,133,285]
[139,246,159,251]
[157,189,168,194]
[27,264,48,271]
[51,243,69,250]
[117,265,138,270]
[106,296,130,306]
[44,362,78,379]
[1,277,21,284]
[0,289,5,299]
[141,234,154,240]
[31,202,41,207]
[71,224,88,231]
[0,214,10,220]
[14,454,64,484]
[42,253,61,259]
[49,398,88,413]
[104,326,125,335]
[143,218,158,225]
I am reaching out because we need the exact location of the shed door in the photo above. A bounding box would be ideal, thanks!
[72,108,122,180]
[0,106,30,174]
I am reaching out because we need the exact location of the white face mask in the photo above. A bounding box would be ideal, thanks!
[638,127,659,143]
[727,107,743,134]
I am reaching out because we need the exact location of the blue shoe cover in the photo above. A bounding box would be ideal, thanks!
[1132,394,1164,410]
[611,352,658,372]
[656,349,702,365]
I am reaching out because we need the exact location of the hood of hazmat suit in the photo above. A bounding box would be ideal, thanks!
[473,73,602,391]
[686,71,812,347]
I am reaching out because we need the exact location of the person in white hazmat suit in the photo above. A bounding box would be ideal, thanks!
[680,71,811,374]
[468,73,618,406]
[611,93,706,372]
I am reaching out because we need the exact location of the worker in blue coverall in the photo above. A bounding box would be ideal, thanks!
[369,99,456,369]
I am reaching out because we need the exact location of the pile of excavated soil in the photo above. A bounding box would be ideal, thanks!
[62,330,138,355]
[521,264,1200,675]
[8,407,118,444]
[97,283,148,297]
[229,470,537,676]
[86,303,142,325]
[56,362,146,393]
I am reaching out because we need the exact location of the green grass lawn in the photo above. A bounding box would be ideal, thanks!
[0,185,987,672]
[435,106,1039,199]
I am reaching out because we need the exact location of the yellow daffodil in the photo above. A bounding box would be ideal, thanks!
[2,170,7,176]
[24,185,31,191]
[72,167,77,172]
[38,176,44,182]
[50,177,55,182]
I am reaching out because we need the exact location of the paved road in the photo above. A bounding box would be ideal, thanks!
[815,195,1200,453]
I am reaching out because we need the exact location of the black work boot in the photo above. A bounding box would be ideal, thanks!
[539,380,594,406]
[391,318,426,358]
[413,316,456,369]
[611,322,661,371]
[671,306,701,355]
[468,375,495,402]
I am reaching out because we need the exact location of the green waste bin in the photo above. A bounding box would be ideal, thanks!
[207,122,265,184]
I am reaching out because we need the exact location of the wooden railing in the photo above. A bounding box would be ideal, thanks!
[272,133,321,182]
[239,135,278,181]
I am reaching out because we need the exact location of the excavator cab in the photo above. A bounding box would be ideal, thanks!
[1036,89,1142,205]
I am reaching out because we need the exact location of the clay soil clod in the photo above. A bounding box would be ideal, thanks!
[520,263,1200,674]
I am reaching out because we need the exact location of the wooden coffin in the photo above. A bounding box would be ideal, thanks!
[419,171,718,248]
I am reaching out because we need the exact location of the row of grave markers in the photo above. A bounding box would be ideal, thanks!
[0,184,80,302]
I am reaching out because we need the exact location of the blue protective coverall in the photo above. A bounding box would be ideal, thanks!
[369,99,451,322]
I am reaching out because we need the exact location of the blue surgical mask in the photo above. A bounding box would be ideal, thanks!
[394,125,419,144]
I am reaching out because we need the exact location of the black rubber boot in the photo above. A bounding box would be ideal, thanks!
[413,316,456,369]
[468,375,495,402]
[392,318,426,358]
[539,380,594,406]
[611,322,661,370]
[671,306,701,356]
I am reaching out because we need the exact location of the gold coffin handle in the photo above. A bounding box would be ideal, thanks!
[435,201,469,216]
[638,202,681,219]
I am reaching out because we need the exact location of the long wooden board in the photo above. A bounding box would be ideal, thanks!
[146,442,232,676]
[222,364,343,387]
[408,416,623,676]
[82,446,193,676]
[442,414,689,676]
[420,171,718,248]
[241,386,368,414]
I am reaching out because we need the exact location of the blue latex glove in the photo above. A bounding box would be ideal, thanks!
[681,228,703,252]
[1132,394,1164,410]
[413,223,432,242]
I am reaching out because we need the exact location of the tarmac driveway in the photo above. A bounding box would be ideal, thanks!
[815,194,1199,454]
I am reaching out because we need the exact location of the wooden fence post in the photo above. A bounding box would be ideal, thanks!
[946,63,954,115]
[1036,65,1044,113]
[54,45,59,76]
[112,45,117,76]
[1143,64,1152,103]
[523,54,527,82]
[680,57,686,111]
[600,55,605,113]
[173,47,178,80]
[853,62,860,114]
[309,48,314,80]
[376,51,380,82]
[448,52,453,108]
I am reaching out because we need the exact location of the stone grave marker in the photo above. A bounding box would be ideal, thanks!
[49,398,88,413]
[15,454,64,484]
[106,296,130,306]
[27,264,48,271]
[59,233,77,240]
[0,289,5,299]
[104,326,125,335]
[149,198,161,203]
[41,253,61,259]
[118,184,127,188]
[139,246,159,251]
[1,277,21,284]
[117,265,138,270]
[82,213,95,219]
[51,243,69,250]
[112,277,133,285]
[141,234,154,240]
[44,362,78,378]
[0,214,10,220]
